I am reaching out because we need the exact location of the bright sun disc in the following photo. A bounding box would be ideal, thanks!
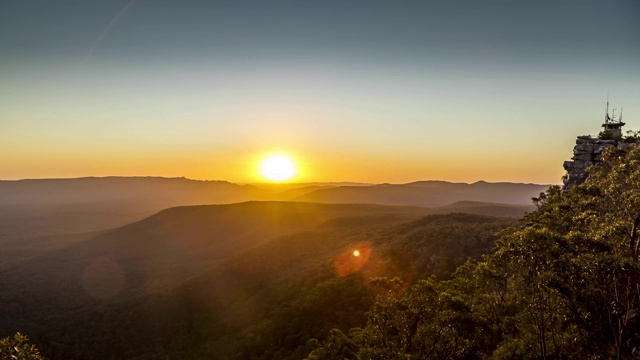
[260,155,297,181]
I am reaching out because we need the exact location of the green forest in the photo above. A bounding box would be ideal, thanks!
[4,147,640,359]
[307,146,640,359]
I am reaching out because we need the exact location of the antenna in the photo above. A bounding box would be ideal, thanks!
[620,106,623,122]
[606,95,610,123]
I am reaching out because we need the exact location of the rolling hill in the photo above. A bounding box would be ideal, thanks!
[0,177,545,244]
[294,180,548,207]
[0,177,264,242]
[0,204,519,359]
[0,177,548,210]
[0,201,430,342]
[3,210,517,359]
[0,177,546,358]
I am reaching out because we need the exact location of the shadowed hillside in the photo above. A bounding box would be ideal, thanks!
[0,202,429,346]
[0,201,429,287]
[0,210,517,359]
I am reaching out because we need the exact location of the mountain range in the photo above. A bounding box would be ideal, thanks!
[0,177,547,240]
[0,201,517,359]
[0,177,549,207]
[0,176,549,358]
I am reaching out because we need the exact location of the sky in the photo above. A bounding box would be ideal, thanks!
[1,0,639,184]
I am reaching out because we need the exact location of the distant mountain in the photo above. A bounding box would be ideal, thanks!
[0,177,262,206]
[0,177,546,242]
[294,180,549,207]
[274,185,335,200]
[0,177,267,241]
[0,177,548,208]
[0,177,548,209]
[249,182,371,191]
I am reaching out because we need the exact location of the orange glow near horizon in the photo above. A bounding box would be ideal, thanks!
[259,154,297,182]
[0,141,565,185]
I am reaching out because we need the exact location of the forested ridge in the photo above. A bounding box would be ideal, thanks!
[1,211,515,359]
[307,146,640,359]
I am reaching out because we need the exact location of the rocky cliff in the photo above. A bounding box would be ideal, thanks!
[563,136,636,188]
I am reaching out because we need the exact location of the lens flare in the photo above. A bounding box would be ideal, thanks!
[334,242,371,277]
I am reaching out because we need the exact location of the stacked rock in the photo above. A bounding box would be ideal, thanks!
[562,136,635,188]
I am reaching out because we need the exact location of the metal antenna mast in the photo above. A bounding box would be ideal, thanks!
[606,94,610,123]
[620,106,623,122]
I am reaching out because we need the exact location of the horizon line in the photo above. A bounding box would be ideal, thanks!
[0,175,555,186]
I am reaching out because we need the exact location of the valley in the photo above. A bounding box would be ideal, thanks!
[0,178,536,359]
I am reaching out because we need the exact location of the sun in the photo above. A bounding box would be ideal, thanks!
[259,154,297,182]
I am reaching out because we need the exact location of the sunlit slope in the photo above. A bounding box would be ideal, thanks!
[0,200,530,359]
[0,202,427,357]
[35,213,517,359]
[175,213,519,359]
[55,202,427,293]
[0,202,429,299]
[295,181,548,207]
[82,201,427,263]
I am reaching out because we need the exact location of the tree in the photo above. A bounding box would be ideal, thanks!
[0,333,44,360]
[307,146,640,359]
[306,329,359,360]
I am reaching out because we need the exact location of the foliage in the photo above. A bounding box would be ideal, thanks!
[205,213,514,360]
[599,130,623,141]
[0,209,514,359]
[308,147,640,359]
[0,333,44,360]
[624,130,640,143]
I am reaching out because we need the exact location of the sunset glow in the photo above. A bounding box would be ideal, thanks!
[1,1,638,185]
[259,155,297,182]
[2,2,640,358]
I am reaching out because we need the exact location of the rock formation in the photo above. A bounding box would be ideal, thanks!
[563,102,633,188]
[563,136,636,188]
